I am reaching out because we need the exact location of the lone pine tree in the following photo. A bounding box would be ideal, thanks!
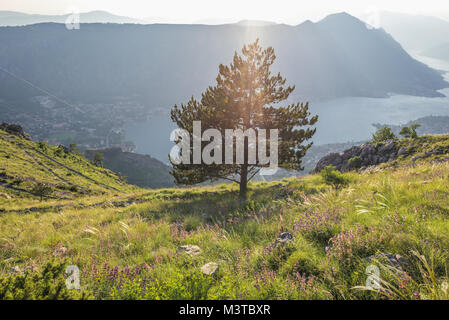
[170,39,318,201]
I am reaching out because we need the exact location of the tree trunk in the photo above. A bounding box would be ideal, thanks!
[239,134,249,202]
[239,79,252,202]
[239,163,248,201]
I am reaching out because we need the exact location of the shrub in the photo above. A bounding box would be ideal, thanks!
[69,143,80,154]
[109,265,215,300]
[320,165,348,190]
[183,215,202,231]
[399,126,412,138]
[326,226,387,269]
[38,141,48,152]
[281,251,322,277]
[0,260,92,300]
[93,152,104,167]
[371,127,396,143]
[32,182,53,201]
[294,209,341,244]
[400,123,420,139]
[264,244,296,271]
[348,156,363,169]
[12,177,23,185]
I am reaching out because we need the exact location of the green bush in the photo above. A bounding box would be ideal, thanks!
[109,266,216,300]
[348,156,363,169]
[12,177,23,185]
[0,260,92,300]
[281,250,321,277]
[38,141,48,152]
[400,123,420,139]
[31,182,53,201]
[371,127,396,143]
[320,165,349,190]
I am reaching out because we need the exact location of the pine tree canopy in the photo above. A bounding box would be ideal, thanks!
[170,39,318,200]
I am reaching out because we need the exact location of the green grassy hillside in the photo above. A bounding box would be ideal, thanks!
[1,134,449,300]
[0,129,140,209]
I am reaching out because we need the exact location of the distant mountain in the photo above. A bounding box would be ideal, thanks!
[362,11,449,54]
[0,10,143,26]
[0,12,446,109]
[235,20,277,26]
[373,115,449,136]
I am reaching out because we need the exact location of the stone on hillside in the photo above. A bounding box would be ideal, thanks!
[274,232,294,247]
[0,192,11,199]
[201,262,219,276]
[24,265,37,273]
[10,266,22,274]
[398,147,408,156]
[367,252,408,270]
[53,246,68,256]
[177,245,201,256]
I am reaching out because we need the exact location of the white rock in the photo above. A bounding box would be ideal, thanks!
[177,245,201,256]
[201,262,218,276]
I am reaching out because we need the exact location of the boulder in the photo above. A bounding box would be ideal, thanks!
[177,245,201,257]
[10,266,22,274]
[274,232,294,247]
[201,262,219,276]
[53,246,68,256]
[367,252,408,270]
[0,192,11,199]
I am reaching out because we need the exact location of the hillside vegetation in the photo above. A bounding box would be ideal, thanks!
[0,129,139,211]
[1,134,449,299]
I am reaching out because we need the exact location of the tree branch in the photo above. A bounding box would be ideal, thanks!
[247,168,261,182]
[209,174,240,184]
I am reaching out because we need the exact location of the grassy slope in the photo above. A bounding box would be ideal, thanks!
[0,129,140,210]
[1,134,449,299]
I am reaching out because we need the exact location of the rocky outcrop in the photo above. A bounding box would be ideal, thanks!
[314,140,400,173]
[0,122,29,139]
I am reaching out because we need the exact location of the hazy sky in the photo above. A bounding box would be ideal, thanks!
[1,0,449,24]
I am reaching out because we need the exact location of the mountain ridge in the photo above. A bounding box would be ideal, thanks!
[0,12,446,108]
[0,10,144,26]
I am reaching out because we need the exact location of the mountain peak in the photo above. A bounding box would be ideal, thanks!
[235,20,276,27]
[318,12,364,27]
